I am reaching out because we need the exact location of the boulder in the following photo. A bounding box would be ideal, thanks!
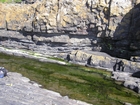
[124,103,133,105]
[124,80,138,90]
[111,72,131,81]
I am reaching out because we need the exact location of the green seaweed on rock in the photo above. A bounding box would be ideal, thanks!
[0,52,140,105]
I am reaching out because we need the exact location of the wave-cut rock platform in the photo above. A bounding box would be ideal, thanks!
[0,72,91,105]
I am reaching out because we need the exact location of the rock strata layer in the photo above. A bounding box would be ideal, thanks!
[0,72,91,105]
[0,0,140,59]
[0,0,135,35]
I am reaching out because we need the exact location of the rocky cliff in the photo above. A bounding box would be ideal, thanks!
[0,0,140,59]
[1,0,140,95]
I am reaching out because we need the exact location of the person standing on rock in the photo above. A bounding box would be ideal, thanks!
[0,67,8,78]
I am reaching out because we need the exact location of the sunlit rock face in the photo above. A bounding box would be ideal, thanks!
[0,0,140,59]
[0,0,134,36]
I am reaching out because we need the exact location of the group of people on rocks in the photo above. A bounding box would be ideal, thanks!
[113,60,125,72]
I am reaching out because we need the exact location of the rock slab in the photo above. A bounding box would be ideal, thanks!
[0,72,91,105]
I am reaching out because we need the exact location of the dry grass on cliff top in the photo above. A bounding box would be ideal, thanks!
[0,53,140,105]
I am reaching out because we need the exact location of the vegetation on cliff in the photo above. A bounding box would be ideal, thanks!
[0,53,140,105]
[0,0,21,3]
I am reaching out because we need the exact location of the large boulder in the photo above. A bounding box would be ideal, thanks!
[124,80,138,90]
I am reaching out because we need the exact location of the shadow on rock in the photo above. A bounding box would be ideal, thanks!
[102,3,140,60]
[132,71,140,78]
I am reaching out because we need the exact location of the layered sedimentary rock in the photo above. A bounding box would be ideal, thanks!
[0,0,135,35]
[0,0,140,59]
[1,1,140,94]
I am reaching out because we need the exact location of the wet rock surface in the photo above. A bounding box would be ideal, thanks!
[0,72,91,105]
